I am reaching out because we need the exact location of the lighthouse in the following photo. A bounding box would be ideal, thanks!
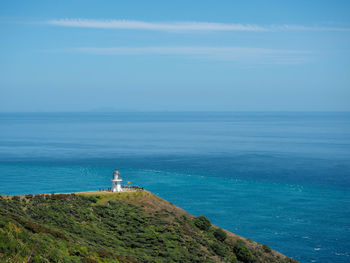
[112,169,123,192]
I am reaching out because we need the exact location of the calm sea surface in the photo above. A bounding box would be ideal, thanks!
[0,112,349,262]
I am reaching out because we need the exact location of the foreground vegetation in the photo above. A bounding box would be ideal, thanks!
[0,191,298,262]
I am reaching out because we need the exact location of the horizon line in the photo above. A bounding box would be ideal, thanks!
[1,110,349,113]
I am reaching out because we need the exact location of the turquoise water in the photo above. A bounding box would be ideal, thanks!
[0,112,349,262]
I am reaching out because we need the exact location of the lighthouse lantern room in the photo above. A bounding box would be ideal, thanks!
[112,169,123,192]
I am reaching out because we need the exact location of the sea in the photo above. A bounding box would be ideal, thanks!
[0,112,349,263]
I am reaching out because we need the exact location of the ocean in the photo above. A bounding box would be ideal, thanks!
[0,112,349,262]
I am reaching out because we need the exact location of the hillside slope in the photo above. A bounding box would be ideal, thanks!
[0,191,298,263]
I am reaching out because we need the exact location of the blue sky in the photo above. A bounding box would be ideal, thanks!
[1,0,350,111]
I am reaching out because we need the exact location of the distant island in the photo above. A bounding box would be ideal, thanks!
[0,190,298,263]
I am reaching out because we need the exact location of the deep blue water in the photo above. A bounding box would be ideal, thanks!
[0,112,349,262]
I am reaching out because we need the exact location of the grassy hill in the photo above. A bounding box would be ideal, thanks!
[0,191,298,263]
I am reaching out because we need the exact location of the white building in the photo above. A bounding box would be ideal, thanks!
[112,169,123,192]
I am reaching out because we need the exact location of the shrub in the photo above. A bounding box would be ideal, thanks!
[262,244,272,253]
[193,216,211,231]
[233,239,254,263]
[88,196,98,203]
[214,228,227,242]
[210,243,226,257]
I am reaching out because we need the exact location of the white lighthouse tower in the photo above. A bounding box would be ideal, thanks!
[112,169,123,192]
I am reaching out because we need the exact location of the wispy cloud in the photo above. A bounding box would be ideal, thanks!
[47,19,266,31]
[47,18,350,32]
[61,46,308,65]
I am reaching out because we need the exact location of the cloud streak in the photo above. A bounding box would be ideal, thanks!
[47,18,350,32]
[47,19,266,31]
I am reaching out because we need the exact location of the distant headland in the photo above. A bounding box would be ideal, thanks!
[0,172,299,263]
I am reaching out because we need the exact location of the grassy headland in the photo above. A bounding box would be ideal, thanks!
[0,191,298,263]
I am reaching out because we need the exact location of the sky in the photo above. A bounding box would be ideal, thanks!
[1,0,350,112]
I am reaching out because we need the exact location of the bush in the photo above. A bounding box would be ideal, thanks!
[214,228,227,242]
[262,244,272,253]
[233,240,254,263]
[210,243,226,257]
[193,216,211,231]
[88,196,98,203]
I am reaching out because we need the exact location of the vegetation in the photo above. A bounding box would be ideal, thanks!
[0,191,299,263]
[263,244,272,253]
[233,239,255,263]
[213,228,227,242]
[193,216,211,231]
